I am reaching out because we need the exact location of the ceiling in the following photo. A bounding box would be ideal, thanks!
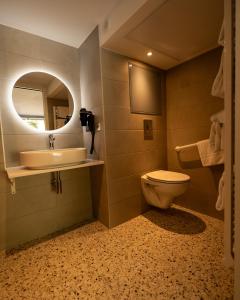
[102,0,224,69]
[0,0,224,69]
[0,0,119,47]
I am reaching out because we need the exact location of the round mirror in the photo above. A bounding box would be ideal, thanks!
[12,72,74,131]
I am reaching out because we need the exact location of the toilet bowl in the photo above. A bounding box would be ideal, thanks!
[141,170,190,209]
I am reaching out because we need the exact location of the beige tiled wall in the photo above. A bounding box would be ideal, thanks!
[0,25,83,167]
[101,49,167,227]
[0,122,7,250]
[79,28,109,226]
[166,48,224,219]
[0,25,93,250]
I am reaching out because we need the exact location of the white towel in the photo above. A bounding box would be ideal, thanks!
[218,21,224,46]
[216,171,225,211]
[197,139,224,167]
[211,51,224,98]
[209,121,222,151]
[210,110,225,151]
[210,110,225,124]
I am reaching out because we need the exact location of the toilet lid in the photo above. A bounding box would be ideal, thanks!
[146,170,190,183]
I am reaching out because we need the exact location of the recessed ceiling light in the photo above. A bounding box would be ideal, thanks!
[147,51,152,57]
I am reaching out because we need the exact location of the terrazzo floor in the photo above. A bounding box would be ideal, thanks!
[0,205,233,299]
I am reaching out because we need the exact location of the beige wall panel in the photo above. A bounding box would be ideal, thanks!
[166,48,224,219]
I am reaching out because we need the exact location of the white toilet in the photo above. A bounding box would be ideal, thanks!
[141,170,190,209]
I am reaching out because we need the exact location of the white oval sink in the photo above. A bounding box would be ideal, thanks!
[20,148,87,169]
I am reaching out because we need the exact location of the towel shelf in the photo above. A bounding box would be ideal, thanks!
[175,143,197,152]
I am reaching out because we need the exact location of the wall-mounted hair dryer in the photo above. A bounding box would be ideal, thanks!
[80,108,95,154]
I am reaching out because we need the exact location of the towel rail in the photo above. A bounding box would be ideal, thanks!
[175,143,197,152]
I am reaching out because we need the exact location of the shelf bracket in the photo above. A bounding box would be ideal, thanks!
[9,178,16,195]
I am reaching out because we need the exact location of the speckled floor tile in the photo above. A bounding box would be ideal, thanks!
[0,205,233,299]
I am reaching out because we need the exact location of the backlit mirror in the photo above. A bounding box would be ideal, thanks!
[12,72,74,131]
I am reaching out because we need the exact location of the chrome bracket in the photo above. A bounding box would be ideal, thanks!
[51,171,62,194]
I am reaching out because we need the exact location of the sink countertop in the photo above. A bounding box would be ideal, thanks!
[6,159,104,179]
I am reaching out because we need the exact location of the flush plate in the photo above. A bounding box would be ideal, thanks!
[144,119,153,140]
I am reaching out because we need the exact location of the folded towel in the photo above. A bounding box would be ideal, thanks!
[197,139,224,167]
[210,110,225,124]
[211,51,224,98]
[216,171,225,211]
[209,121,222,151]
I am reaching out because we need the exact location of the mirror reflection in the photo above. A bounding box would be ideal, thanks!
[12,72,74,131]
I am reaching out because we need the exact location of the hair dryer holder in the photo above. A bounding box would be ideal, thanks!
[80,108,95,154]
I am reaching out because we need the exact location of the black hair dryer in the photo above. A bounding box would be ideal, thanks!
[80,108,95,154]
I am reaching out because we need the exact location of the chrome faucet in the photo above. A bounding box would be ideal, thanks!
[49,134,55,150]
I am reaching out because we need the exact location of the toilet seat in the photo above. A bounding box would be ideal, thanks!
[141,170,190,209]
[146,170,190,184]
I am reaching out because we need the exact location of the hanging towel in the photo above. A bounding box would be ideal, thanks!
[197,139,224,167]
[212,19,224,98]
[218,21,224,46]
[216,172,225,211]
[209,121,222,151]
[209,110,225,151]
[211,51,224,98]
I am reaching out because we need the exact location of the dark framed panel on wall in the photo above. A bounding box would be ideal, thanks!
[128,63,164,115]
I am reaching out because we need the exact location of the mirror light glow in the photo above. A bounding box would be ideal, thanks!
[7,68,78,134]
